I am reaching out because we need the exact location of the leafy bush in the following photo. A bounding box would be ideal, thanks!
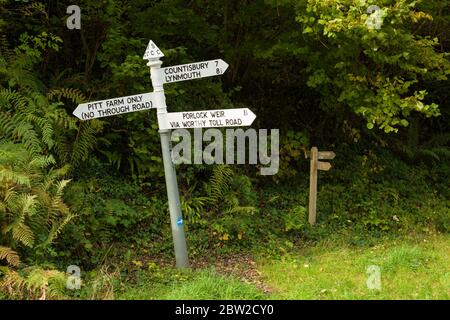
[58,162,170,267]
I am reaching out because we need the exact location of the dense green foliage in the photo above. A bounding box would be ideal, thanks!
[0,0,448,299]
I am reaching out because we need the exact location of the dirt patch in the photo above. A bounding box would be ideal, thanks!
[133,249,274,294]
[189,253,274,294]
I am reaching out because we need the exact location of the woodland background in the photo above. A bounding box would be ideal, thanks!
[0,0,449,299]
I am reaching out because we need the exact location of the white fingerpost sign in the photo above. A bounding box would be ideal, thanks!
[73,92,156,120]
[160,59,229,84]
[71,40,238,268]
[158,108,256,130]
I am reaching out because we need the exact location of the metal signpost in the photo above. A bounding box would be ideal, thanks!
[73,40,256,268]
[143,40,190,268]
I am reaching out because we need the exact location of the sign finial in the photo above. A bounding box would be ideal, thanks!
[143,40,164,60]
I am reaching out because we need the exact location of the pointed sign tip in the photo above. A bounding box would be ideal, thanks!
[143,40,164,60]
[249,108,256,122]
[222,59,229,70]
[72,107,81,120]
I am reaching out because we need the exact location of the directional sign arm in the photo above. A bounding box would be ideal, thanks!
[73,92,156,120]
[160,59,229,84]
[318,151,336,160]
[158,108,256,130]
[317,161,332,171]
[306,150,336,160]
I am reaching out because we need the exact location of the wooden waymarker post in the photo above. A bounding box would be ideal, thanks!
[308,147,335,225]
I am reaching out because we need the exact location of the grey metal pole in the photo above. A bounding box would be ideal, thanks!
[147,58,189,268]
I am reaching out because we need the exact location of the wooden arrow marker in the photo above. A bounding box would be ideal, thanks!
[318,151,336,160]
[317,161,332,171]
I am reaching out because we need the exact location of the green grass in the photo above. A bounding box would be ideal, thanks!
[116,269,265,300]
[69,234,450,300]
[259,234,450,299]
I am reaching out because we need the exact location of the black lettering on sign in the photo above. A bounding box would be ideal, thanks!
[106,98,124,107]
[209,111,225,118]
[209,119,223,127]
[225,119,242,126]
[81,111,94,120]
[183,112,207,120]
[87,102,103,111]
[127,95,143,104]
[182,121,194,127]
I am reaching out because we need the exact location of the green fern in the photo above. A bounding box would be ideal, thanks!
[0,35,14,64]
[0,142,74,261]
[0,266,67,300]
[0,246,20,267]
[1,38,101,170]
[203,165,257,216]
[70,121,98,168]
[47,88,86,105]
[206,165,234,207]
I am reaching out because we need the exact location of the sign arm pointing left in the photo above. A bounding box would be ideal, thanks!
[73,92,156,120]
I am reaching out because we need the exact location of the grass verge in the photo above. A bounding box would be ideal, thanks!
[259,234,450,299]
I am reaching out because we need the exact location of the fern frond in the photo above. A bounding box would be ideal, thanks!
[1,267,67,300]
[2,194,37,247]
[428,147,450,159]
[0,269,26,299]
[0,34,14,64]
[11,222,35,247]
[44,212,76,246]
[47,88,86,104]
[0,88,29,111]
[26,114,55,149]
[207,165,234,206]
[70,121,97,168]
[28,154,55,170]
[416,149,441,161]
[6,114,43,156]
[0,246,20,267]
[0,167,31,187]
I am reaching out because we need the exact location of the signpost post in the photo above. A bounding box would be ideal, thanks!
[308,147,335,225]
[143,40,189,268]
[142,41,237,268]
